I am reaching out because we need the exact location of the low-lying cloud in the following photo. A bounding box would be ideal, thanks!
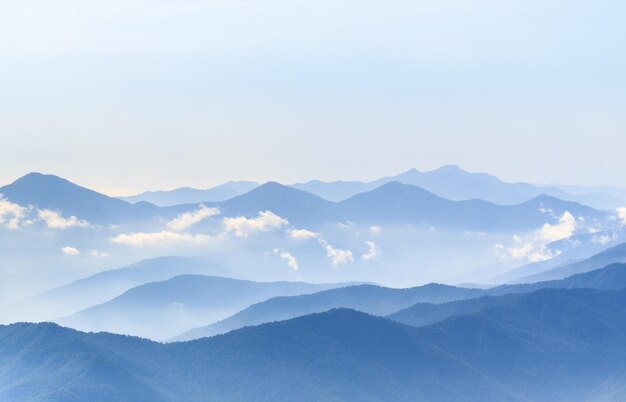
[289,228,318,240]
[111,231,212,247]
[362,241,381,261]
[0,198,28,229]
[618,208,626,225]
[273,249,299,270]
[496,211,580,263]
[167,205,219,231]
[38,209,89,229]
[319,239,354,266]
[61,246,80,256]
[369,226,382,235]
[223,211,288,237]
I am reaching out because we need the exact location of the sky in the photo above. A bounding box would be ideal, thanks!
[1,0,625,195]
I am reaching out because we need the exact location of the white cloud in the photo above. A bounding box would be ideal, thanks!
[536,211,577,243]
[591,232,617,245]
[362,241,380,261]
[89,250,111,258]
[319,239,353,266]
[618,208,626,225]
[166,205,219,231]
[61,246,80,256]
[111,231,212,247]
[223,211,288,237]
[496,211,579,263]
[38,209,89,229]
[273,249,299,270]
[289,228,318,240]
[369,225,382,235]
[0,198,28,229]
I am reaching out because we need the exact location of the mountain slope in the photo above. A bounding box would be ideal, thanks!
[293,165,625,208]
[0,256,229,323]
[390,262,626,328]
[220,181,610,232]
[0,172,160,224]
[219,181,336,226]
[337,182,608,231]
[1,173,611,232]
[172,283,483,341]
[175,262,626,341]
[5,288,626,401]
[57,275,352,340]
[515,242,626,283]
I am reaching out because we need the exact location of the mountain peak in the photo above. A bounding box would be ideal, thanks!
[0,172,158,224]
[11,172,67,185]
[434,164,463,172]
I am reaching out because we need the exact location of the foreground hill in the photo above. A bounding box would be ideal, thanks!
[57,275,351,340]
[175,263,626,341]
[4,288,626,401]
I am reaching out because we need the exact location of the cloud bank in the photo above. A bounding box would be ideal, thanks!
[497,211,580,263]
[289,228,318,240]
[223,211,288,237]
[38,209,89,229]
[167,205,219,231]
[61,246,80,256]
[0,198,27,229]
[111,231,212,247]
[618,208,626,225]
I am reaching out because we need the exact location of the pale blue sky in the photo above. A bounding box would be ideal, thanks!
[1,0,625,194]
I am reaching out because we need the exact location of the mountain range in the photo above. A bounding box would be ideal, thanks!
[121,181,258,206]
[57,275,352,340]
[4,284,626,401]
[174,262,626,341]
[2,172,612,232]
[121,165,626,209]
[0,173,161,224]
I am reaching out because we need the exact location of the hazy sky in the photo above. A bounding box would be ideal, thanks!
[1,0,625,195]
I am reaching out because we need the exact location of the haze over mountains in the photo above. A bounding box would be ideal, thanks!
[1,166,625,303]
[0,171,614,230]
[57,275,353,340]
[173,261,626,341]
[2,166,626,400]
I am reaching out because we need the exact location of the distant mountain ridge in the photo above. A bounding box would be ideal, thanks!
[293,165,625,208]
[108,165,626,208]
[222,181,610,231]
[121,181,259,206]
[0,172,161,224]
[4,172,611,231]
